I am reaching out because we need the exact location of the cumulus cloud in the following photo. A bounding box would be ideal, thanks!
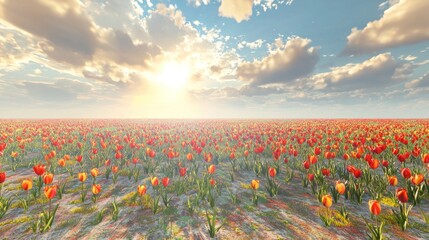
[218,0,253,23]
[306,53,412,91]
[237,37,319,86]
[344,0,429,55]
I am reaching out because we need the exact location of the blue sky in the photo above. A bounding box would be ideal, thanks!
[0,0,428,118]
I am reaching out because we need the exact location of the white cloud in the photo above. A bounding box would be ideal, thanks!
[237,37,319,86]
[306,53,411,91]
[344,0,429,54]
[218,0,253,23]
[188,0,210,7]
[238,39,264,49]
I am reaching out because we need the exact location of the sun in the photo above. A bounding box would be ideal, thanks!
[155,61,190,88]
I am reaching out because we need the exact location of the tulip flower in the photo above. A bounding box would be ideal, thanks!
[268,167,276,178]
[393,188,413,231]
[92,184,101,195]
[401,168,411,179]
[367,200,383,239]
[208,165,216,175]
[209,178,216,186]
[396,188,408,203]
[162,177,170,188]
[78,172,87,182]
[137,185,147,196]
[251,179,260,190]
[368,200,381,215]
[22,179,33,191]
[33,164,46,176]
[307,173,314,182]
[388,175,398,186]
[251,179,260,205]
[91,168,99,182]
[58,158,66,167]
[0,172,5,184]
[322,194,332,208]
[179,167,187,177]
[335,181,345,195]
[43,173,54,185]
[411,174,424,186]
[151,177,159,187]
[44,185,57,199]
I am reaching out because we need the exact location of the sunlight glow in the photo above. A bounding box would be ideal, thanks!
[155,61,190,88]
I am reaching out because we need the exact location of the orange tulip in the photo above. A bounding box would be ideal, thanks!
[322,194,332,208]
[186,153,193,161]
[137,185,147,196]
[210,178,216,186]
[335,181,345,195]
[112,166,119,174]
[368,200,381,215]
[151,177,159,186]
[268,167,277,177]
[78,172,87,182]
[90,168,99,178]
[43,173,54,185]
[396,188,408,203]
[251,179,260,190]
[44,185,57,199]
[208,164,216,174]
[411,174,424,185]
[388,175,398,186]
[92,184,101,195]
[58,158,66,167]
[22,179,33,191]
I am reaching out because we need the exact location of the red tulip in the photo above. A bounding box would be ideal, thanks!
[401,168,411,179]
[268,167,276,177]
[368,200,381,215]
[353,169,362,178]
[321,168,330,177]
[179,167,187,177]
[162,177,170,187]
[0,172,5,184]
[303,161,310,170]
[382,160,388,168]
[210,178,216,186]
[396,188,408,203]
[307,173,314,182]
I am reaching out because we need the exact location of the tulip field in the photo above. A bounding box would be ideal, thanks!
[0,119,428,239]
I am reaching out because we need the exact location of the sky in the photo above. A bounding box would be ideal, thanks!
[0,0,429,118]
